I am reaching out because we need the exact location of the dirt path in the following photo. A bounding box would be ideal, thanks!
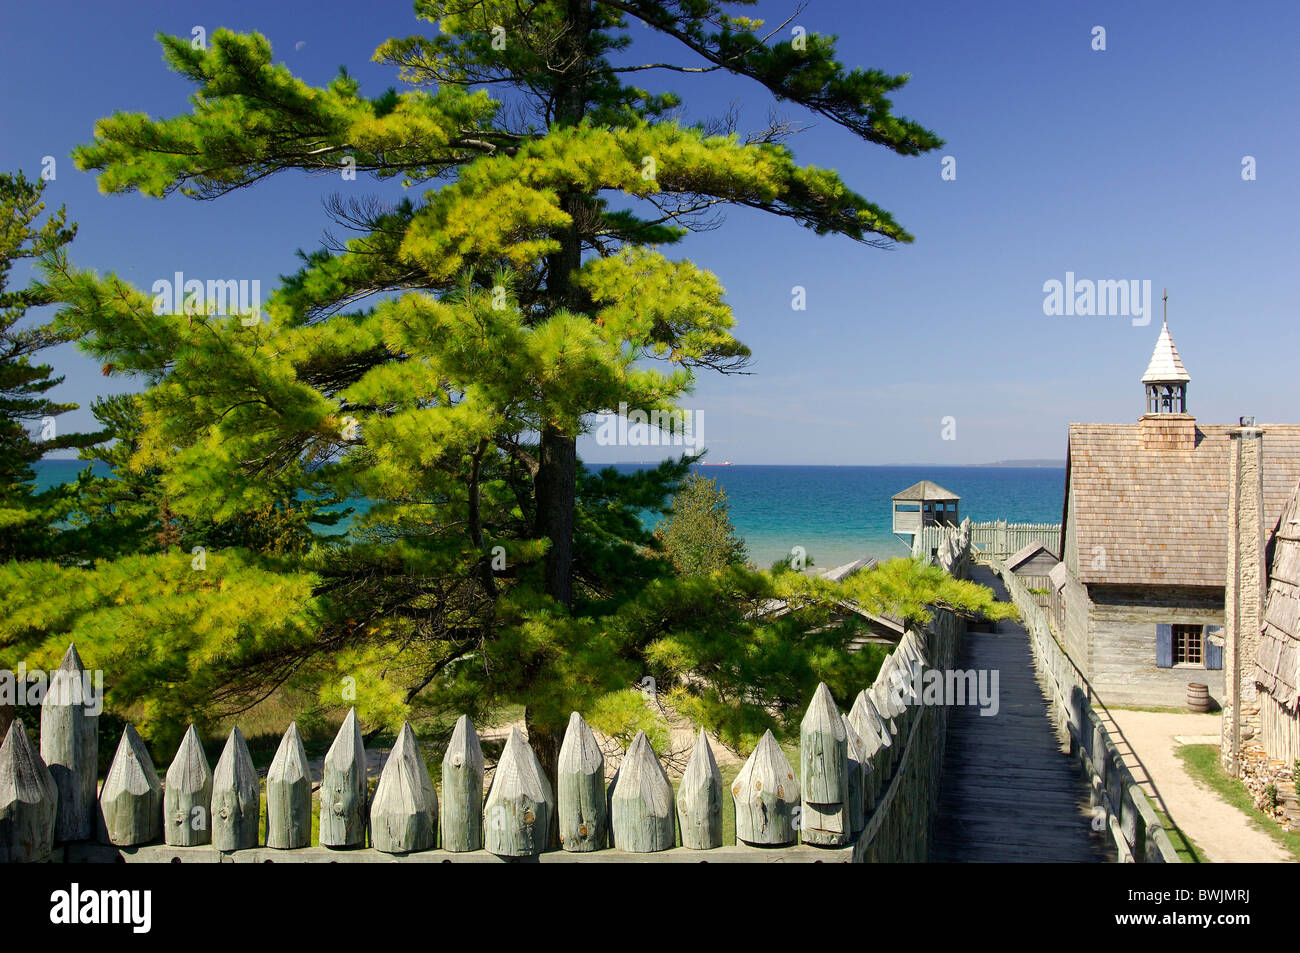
[1105,709,1289,862]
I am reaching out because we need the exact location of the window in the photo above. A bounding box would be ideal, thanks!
[1173,624,1202,665]
[1156,623,1222,670]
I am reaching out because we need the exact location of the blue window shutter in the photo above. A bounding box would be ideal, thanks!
[1205,625,1224,670]
[1156,624,1173,668]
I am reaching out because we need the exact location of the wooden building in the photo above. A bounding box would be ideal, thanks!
[1053,320,1300,709]
[1007,542,1059,591]
[1255,485,1300,764]
[892,481,959,552]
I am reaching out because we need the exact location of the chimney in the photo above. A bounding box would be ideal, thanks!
[1139,413,1197,451]
[1223,415,1265,775]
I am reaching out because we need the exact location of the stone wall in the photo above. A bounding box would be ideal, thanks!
[1223,424,1267,772]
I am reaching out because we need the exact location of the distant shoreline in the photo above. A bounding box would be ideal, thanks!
[37,457,1067,470]
[589,461,1067,469]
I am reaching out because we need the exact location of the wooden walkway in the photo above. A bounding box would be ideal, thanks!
[929,568,1115,862]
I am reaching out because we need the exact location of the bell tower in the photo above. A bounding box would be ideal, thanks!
[1139,291,1196,450]
[1142,290,1190,415]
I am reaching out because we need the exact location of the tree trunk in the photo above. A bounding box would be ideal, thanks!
[525,706,563,849]
[535,426,577,606]
[529,0,591,611]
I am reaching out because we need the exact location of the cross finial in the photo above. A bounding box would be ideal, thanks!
[1162,288,1168,327]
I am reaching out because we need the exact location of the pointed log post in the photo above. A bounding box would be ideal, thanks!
[371,721,437,854]
[320,708,367,848]
[732,730,798,846]
[849,690,886,805]
[164,724,212,846]
[0,719,57,862]
[212,727,259,851]
[40,644,98,842]
[872,679,905,775]
[267,722,311,849]
[800,683,849,846]
[842,715,866,836]
[871,677,902,739]
[609,730,674,852]
[484,726,553,857]
[677,728,722,850]
[441,715,483,852]
[98,724,162,847]
[557,712,606,851]
[894,643,922,727]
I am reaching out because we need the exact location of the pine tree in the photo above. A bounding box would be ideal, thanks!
[29,3,941,768]
[654,473,748,575]
[0,171,100,561]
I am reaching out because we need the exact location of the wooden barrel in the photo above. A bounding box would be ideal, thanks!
[1187,683,1210,713]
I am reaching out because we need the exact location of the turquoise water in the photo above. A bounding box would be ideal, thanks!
[31,460,1065,569]
[635,464,1065,568]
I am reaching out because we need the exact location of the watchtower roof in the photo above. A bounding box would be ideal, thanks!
[892,480,960,503]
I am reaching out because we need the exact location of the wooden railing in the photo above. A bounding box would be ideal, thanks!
[934,521,1063,561]
[990,559,1180,863]
[0,614,964,864]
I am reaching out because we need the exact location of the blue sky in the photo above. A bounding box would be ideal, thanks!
[3,0,1296,465]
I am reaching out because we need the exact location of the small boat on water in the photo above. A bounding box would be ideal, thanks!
[697,461,733,467]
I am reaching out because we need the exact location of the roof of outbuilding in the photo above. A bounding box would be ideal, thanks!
[1007,542,1059,572]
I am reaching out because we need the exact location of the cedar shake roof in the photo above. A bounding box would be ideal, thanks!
[891,480,959,502]
[1065,423,1300,587]
[1257,486,1300,707]
[1007,542,1058,572]
[1142,322,1191,383]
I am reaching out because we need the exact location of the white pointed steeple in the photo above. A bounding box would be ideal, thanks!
[1142,321,1190,384]
[1142,290,1190,415]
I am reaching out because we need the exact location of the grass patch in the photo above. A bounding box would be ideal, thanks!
[1108,704,1194,715]
[1152,806,1203,862]
[1177,744,1300,862]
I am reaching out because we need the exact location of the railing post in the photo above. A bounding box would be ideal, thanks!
[557,711,606,852]
[98,724,162,847]
[609,730,675,853]
[164,724,212,847]
[267,722,311,849]
[678,728,722,850]
[0,719,58,862]
[484,726,553,857]
[441,715,484,852]
[801,683,850,846]
[40,644,98,843]
[212,727,260,852]
[733,730,798,846]
[370,721,437,854]
[320,708,367,848]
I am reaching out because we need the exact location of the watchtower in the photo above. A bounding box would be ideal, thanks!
[892,480,960,547]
